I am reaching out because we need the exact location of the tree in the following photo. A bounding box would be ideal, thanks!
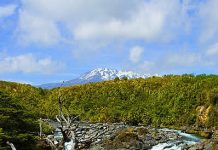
[114,76,120,81]
[0,91,38,150]
[121,76,128,80]
[44,86,110,150]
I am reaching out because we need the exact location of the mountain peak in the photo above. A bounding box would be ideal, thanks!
[80,68,118,80]
[38,68,158,89]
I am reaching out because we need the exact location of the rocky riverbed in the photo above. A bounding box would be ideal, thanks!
[46,121,217,150]
[187,130,218,150]
[88,126,201,150]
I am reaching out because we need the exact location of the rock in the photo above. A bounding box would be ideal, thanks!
[88,145,104,150]
[189,142,205,150]
[212,130,218,140]
[145,135,152,141]
[181,143,189,149]
[204,143,212,150]
[49,121,204,149]
[47,135,54,139]
[164,144,174,149]
[189,146,204,150]
[76,131,82,134]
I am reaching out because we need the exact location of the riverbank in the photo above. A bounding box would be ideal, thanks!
[47,121,208,149]
[90,126,201,149]
[188,130,218,150]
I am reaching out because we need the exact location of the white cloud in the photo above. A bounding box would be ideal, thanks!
[16,10,61,46]
[206,43,218,56]
[165,52,201,67]
[129,46,144,63]
[129,50,213,74]
[138,60,156,73]
[17,0,187,45]
[0,53,64,74]
[0,4,17,18]
[20,0,139,22]
[73,0,185,41]
[199,0,218,42]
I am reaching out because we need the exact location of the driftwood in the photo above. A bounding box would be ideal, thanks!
[39,118,42,139]
[44,82,76,150]
[44,82,110,150]
[6,141,16,150]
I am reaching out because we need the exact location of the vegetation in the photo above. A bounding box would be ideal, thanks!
[0,91,40,149]
[0,81,49,149]
[0,74,218,148]
[103,128,141,149]
[47,74,218,128]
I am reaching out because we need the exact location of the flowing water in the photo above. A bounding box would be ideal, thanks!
[51,121,201,150]
[151,128,200,150]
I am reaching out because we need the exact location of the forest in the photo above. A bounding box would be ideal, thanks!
[0,74,218,149]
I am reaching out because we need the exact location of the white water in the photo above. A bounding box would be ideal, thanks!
[151,128,200,150]
[64,140,75,150]
[53,126,200,150]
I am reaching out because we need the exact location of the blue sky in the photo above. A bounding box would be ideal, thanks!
[1,0,218,85]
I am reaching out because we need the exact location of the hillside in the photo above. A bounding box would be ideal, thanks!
[0,75,218,149]
[46,74,218,128]
[0,81,46,149]
[0,81,47,116]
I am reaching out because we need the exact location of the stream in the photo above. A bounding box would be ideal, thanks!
[151,128,200,150]
[50,120,201,150]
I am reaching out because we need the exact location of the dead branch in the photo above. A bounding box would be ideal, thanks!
[44,137,56,149]
[39,118,42,139]
[6,141,16,150]
[43,81,111,150]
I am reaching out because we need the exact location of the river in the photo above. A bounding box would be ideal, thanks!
[50,121,201,150]
[151,128,200,150]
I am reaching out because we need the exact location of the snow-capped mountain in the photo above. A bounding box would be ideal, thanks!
[79,68,152,80]
[38,68,157,89]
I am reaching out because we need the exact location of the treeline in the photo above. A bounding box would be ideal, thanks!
[47,74,218,128]
[0,75,218,148]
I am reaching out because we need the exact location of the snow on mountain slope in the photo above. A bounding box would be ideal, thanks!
[38,68,158,89]
[80,68,151,80]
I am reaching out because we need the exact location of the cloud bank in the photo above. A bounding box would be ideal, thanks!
[0,4,17,19]
[16,0,187,45]
[0,53,64,74]
[2,0,218,75]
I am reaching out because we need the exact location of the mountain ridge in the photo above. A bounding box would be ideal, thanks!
[38,68,158,89]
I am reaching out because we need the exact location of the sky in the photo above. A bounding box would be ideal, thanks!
[1,0,218,85]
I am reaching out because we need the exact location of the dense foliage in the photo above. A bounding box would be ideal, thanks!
[0,75,218,148]
[0,81,48,149]
[45,74,218,128]
[0,91,40,149]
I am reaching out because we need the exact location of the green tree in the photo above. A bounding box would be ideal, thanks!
[114,76,120,81]
[0,91,39,150]
[121,76,128,80]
